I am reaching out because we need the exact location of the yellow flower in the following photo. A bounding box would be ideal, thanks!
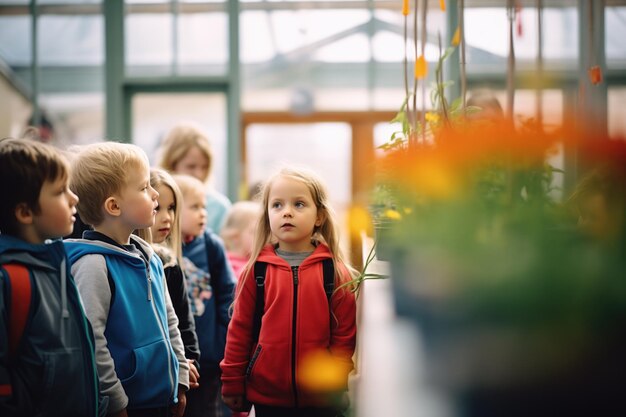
[385,209,402,220]
[403,207,413,215]
[402,0,410,16]
[414,55,428,79]
[439,0,446,11]
[425,112,440,124]
[451,26,461,46]
[347,205,373,237]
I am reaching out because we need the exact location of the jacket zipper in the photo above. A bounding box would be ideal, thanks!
[246,344,262,377]
[291,266,299,407]
[145,259,175,400]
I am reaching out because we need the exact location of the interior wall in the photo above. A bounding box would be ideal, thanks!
[0,73,32,139]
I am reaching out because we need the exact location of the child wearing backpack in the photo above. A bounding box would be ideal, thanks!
[173,174,236,417]
[220,167,357,417]
[64,142,190,417]
[135,168,201,390]
[0,138,104,417]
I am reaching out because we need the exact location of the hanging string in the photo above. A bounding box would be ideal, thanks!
[536,0,544,129]
[459,0,466,118]
[506,0,516,125]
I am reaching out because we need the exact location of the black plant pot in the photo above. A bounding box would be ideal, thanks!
[387,244,626,417]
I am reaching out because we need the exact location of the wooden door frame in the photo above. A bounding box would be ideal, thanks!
[241,111,396,267]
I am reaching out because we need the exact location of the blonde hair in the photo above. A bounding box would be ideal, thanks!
[70,141,149,227]
[158,124,213,182]
[172,173,206,200]
[220,200,261,252]
[243,166,353,286]
[136,168,184,266]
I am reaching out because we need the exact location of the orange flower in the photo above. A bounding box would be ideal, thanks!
[439,0,446,11]
[298,350,352,393]
[588,66,603,85]
[451,26,461,46]
[414,55,428,79]
[402,0,410,16]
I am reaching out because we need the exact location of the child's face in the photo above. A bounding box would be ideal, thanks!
[117,162,159,230]
[267,176,321,252]
[180,188,207,238]
[174,146,209,182]
[151,184,176,244]
[31,174,79,243]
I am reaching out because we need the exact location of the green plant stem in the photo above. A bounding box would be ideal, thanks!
[337,238,388,297]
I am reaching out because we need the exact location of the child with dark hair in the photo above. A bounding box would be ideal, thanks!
[0,137,104,416]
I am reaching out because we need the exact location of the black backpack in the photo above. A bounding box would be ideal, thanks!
[250,259,335,345]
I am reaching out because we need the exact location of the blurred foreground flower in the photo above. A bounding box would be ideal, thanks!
[297,349,352,393]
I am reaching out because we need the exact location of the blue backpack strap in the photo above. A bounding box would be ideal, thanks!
[251,261,267,346]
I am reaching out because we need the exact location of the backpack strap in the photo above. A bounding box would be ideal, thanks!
[250,259,335,345]
[322,259,334,306]
[251,262,268,346]
[2,263,32,358]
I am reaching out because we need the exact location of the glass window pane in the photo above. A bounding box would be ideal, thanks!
[245,122,352,214]
[177,12,228,74]
[465,7,578,66]
[0,16,31,67]
[39,15,104,66]
[38,0,101,4]
[131,92,228,193]
[606,7,626,67]
[240,11,278,63]
[271,9,370,55]
[126,13,173,68]
[609,87,626,137]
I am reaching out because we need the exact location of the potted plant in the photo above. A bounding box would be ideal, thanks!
[368,116,626,415]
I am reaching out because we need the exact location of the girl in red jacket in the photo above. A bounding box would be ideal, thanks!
[220,167,357,417]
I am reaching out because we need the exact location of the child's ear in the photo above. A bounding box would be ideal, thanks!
[104,196,121,217]
[315,212,325,227]
[14,203,34,225]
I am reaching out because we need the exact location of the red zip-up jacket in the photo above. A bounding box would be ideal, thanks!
[220,243,357,407]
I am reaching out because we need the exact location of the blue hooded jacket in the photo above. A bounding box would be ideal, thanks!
[65,236,181,411]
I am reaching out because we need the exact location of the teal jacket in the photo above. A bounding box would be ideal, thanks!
[0,235,103,417]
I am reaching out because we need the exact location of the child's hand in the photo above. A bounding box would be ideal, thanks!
[222,394,247,412]
[188,360,200,389]
[170,386,187,417]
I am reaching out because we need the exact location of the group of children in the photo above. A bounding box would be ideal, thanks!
[0,125,357,417]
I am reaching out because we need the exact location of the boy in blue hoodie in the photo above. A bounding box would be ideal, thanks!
[64,142,189,417]
[0,137,104,417]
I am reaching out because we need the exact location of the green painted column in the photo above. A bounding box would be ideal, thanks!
[104,0,125,141]
[29,0,40,126]
[227,0,241,201]
[578,0,607,137]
